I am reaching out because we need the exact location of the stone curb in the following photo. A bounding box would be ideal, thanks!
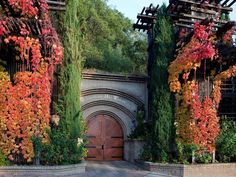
[0,161,86,176]
[135,160,236,177]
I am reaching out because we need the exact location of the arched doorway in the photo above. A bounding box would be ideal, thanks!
[86,115,124,161]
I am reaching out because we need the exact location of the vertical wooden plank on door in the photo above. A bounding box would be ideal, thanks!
[103,115,124,160]
[86,115,103,160]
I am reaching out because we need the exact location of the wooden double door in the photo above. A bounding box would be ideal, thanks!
[86,115,124,161]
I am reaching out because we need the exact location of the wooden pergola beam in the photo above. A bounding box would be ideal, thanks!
[222,0,231,6]
[178,18,221,28]
[190,6,217,15]
[135,7,145,24]
[46,0,66,11]
[175,23,193,29]
[228,0,236,7]
[216,0,224,3]
[178,0,233,11]
[140,18,155,24]
[179,13,228,24]
[133,24,152,31]
[137,14,156,20]
[145,5,158,15]
[48,6,66,11]
[46,0,65,6]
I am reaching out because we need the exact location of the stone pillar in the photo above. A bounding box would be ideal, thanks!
[124,139,146,162]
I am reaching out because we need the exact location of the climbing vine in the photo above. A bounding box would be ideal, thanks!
[0,0,63,163]
[168,22,236,159]
[168,23,216,93]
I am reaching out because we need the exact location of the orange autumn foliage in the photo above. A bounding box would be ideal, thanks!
[176,81,220,153]
[168,23,221,153]
[0,69,51,162]
[0,0,63,163]
[189,82,219,152]
[168,23,216,93]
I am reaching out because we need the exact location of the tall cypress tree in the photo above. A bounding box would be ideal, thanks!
[41,0,86,164]
[150,5,175,162]
[59,0,86,161]
[60,0,85,141]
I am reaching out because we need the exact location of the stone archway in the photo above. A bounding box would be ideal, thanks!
[86,114,124,161]
[81,71,148,162]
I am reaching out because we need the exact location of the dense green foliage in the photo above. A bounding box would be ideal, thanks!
[128,107,150,140]
[216,118,236,162]
[0,151,10,166]
[77,0,147,74]
[195,153,212,164]
[41,0,86,164]
[41,128,86,165]
[144,5,175,162]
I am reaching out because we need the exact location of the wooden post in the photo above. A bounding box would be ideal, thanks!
[212,150,216,163]
[207,76,210,97]
[147,27,155,121]
[192,150,195,164]
[133,4,158,122]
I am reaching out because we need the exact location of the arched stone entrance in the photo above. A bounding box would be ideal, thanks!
[86,114,124,161]
[81,71,148,162]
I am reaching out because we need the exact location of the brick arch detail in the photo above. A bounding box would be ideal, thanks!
[81,88,144,107]
[81,100,136,122]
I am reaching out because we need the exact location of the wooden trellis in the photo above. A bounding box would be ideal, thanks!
[167,0,236,30]
[134,1,236,120]
[133,4,159,32]
[46,0,66,11]
[167,0,236,120]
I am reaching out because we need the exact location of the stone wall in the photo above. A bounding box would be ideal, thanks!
[184,163,236,177]
[136,161,236,177]
[124,140,146,162]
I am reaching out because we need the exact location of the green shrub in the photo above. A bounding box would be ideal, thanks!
[177,142,198,164]
[31,136,42,165]
[195,153,212,164]
[140,146,152,161]
[41,127,86,165]
[128,107,150,140]
[0,151,10,166]
[216,118,236,162]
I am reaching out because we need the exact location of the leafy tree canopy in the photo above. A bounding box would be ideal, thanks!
[77,0,147,74]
